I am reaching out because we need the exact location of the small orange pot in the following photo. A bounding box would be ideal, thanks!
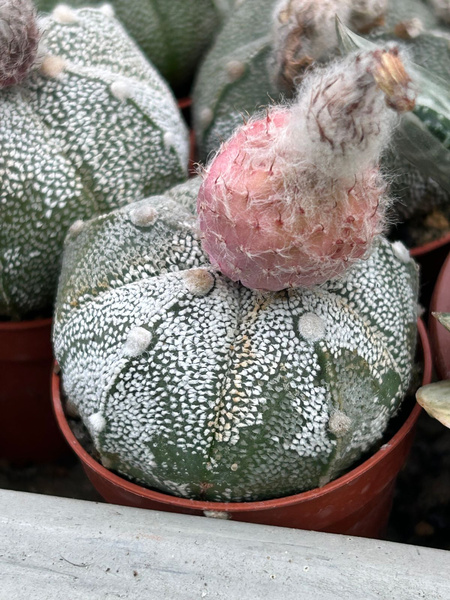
[429,251,450,380]
[0,318,68,464]
[52,320,431,537]
[410,233,450,313]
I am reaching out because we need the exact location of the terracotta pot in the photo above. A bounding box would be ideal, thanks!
[410,233,450,314]
[429,251,450,380]
[52,319,431,538]
[0,318,68,464]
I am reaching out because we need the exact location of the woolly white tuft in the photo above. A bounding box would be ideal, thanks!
[123,327,153,357]
[52,5,78,24]
[298,313,326,342]
[88,412,106,434]
[129,205,158,228]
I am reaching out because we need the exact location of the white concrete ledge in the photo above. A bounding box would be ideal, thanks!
[0,489,449,599]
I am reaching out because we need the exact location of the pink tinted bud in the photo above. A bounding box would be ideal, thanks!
[0,0,40,88]
[198,49,415,292]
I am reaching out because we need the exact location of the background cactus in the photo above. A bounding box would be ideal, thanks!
[192,0,450,246]
[34,0,235,94]
[53,177,419,502]
[0,5,189,320]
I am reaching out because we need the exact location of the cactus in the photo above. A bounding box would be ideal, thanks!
[0,0,41,88]
[0,4,189,319]
[192,0,450,246]
[34,0,235,94]
[53,177,419,502]
[198,48,414,291]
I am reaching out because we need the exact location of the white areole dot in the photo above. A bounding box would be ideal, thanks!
[68,219,85,238]
[123,326,153,357]
[328,410,352,436]
[298,312,326,342]
[52,4,78,24]
[39,55,66,79]
[101,456,114,469]
[88,412,106,434]
[163,131,176,150]
[129,204,158,227]
[203,510,230,519]
[199,107,213,129]
[99,3,115,18]
[111,80,131,101]
[226,60,245,83]
[392,241,411,263]
[184,269,215,296]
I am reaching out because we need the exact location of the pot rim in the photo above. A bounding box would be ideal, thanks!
[0,316,52,332]
[52,318,431,512]
[410,232,450,257]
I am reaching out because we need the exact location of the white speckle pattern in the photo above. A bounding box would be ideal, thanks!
[129,205,158,227]
[298,313,326,342]
[392,241,411,263]
[0,7,188,318]
[54,182,419,502]
[123,327,153,358]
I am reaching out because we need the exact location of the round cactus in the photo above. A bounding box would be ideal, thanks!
[34,0,235,94]
[0,5,189,319]
[198,48,414,291]
[53,177,419,502]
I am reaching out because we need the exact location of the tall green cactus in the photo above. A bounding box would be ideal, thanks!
[54,177,419,502]
[0,5,189,319]
[34,0,235,93]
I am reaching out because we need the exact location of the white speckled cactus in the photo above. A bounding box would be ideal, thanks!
[34,0,235,93]
[0,4,189,319]
[53,177,419,502]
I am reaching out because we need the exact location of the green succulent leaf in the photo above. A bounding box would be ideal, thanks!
[416,380,450,428]
[433,312,450,332]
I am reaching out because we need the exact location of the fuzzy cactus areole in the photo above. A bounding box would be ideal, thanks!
[53,177,419,502]
[0,0,40,88]
[198,49,415,292]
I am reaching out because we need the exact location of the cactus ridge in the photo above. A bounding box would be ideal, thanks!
[0,7,189,319]
[54,178,419,502]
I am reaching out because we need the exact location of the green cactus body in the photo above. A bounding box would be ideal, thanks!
[35,0,235,93]
[0,6,189,319]
[192,0,279,162]
[53,178,419,502]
